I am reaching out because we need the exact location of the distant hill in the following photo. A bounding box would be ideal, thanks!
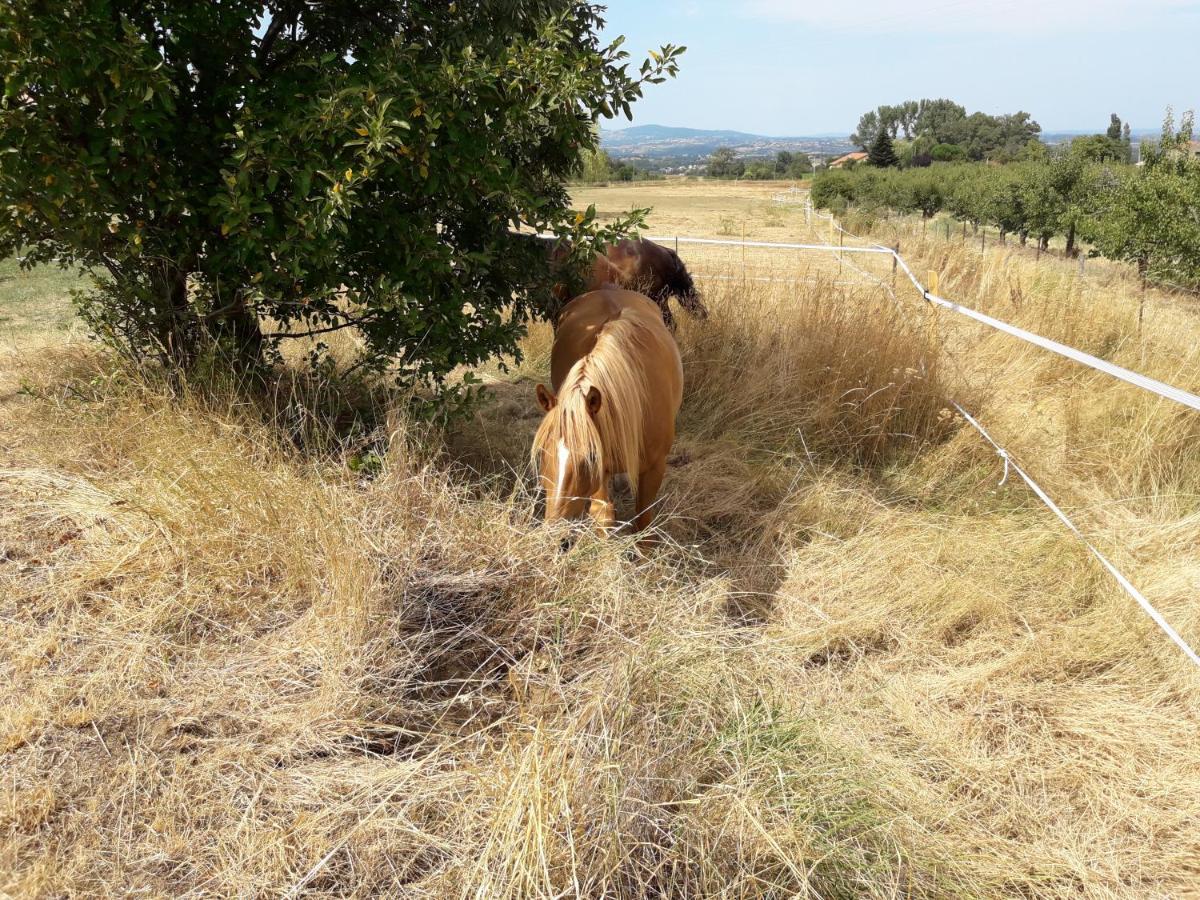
[601,124,855,161]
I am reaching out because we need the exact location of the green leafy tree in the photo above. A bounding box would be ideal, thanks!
[743,160,774,180]
[915,98,968,143]
[850,109,881,150]
[0,1,682,397]
[1088,111,1200,285]
[773,150,812,177]
[867,130,898,168]
[930,143,966,162]
[578,148,615,183]
[706,146,744,178]
[1107,114,1123,141]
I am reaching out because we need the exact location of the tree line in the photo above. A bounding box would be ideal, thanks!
[706,147,813,180]
[812,111,1200,289]
[851,98,1045,165]
[576,148,662,183]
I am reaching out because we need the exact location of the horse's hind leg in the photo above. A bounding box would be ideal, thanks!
[633,458,667,538]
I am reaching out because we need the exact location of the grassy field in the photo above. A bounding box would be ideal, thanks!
[3,179,1200,897]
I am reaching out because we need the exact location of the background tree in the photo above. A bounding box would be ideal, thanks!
[578,148,615,183]
[1107,114,1123,141]
[897,100,920,138]
[851,109,881,150]
[915,98,968,143]
[774,150,812,177]
[868,130,898,168]
[706,146,744,178]
[0,1,681,398]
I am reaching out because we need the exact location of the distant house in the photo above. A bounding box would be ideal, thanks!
[1141,139,1200,166]
[829,151,868,169]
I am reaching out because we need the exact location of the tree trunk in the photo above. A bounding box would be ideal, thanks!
[208,294,264,372]
[152,264,195,369]
[1019,230,1028,247]
[1064,223,1077,258]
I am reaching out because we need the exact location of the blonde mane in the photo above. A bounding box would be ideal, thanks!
[532,316,652,493]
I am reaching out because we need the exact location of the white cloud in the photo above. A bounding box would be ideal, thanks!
[745,0,1197,34]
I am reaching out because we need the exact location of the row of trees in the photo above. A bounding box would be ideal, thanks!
[812,112,1200,288]
[0,1,682,403]
[851,98,1043,164]
[706,148,812,179]
[576,148,660,183]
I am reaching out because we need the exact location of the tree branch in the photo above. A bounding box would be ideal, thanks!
[257,3,303,69]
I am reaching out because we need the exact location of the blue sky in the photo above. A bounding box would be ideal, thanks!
[598,0,1200,135]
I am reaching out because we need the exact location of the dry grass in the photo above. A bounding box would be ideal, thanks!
[3,180,1200,897]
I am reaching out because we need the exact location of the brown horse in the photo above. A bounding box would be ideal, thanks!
[531,289,683,539]
[542,237,707,330]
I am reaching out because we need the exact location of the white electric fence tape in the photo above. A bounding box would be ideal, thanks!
[534,217,1200,666]
[951,402,1200,668]
[640,231,1200,415]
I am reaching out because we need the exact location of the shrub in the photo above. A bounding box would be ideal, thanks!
[0,1,682,402]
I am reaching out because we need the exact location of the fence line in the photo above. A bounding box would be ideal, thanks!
[654,211,1200,669]
[644,231,1200,416]
[952,403,1200,668]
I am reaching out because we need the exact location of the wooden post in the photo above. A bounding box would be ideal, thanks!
[892,242,899,289]
[838,228,844,276]
[1139,272,1147,336]
[1077,254,1085,276]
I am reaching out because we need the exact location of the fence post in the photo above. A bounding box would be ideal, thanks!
[1078,254,1085,277]
[1139,271,1147,336]
[892,242,899,289]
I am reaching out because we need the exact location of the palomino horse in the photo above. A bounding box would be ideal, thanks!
[544,237,707,330]
[531,288,683,539]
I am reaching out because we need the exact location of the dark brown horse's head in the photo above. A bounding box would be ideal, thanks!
[660,245,707,320]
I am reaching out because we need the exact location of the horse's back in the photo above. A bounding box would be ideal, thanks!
[551,290,682,407]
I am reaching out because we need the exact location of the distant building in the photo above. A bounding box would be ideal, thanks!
[1140,139,1200,166]
[828,151,868,169]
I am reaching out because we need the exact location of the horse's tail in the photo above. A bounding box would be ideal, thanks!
[663,249,708,320]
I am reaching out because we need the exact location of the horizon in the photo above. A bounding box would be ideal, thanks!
[599,122,1167,140]
[597,0,1199,136]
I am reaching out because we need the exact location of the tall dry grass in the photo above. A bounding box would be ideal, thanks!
[3,218,1200,897]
